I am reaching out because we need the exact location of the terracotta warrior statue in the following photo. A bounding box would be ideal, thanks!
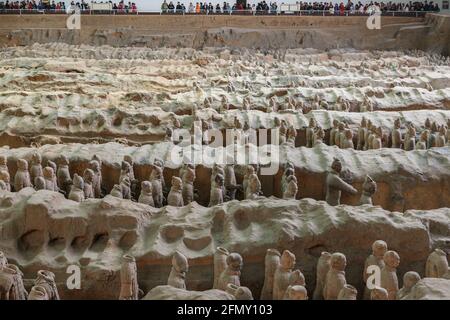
[0,180,7,191]
[380,250,400,300]
[313,251,332,300]
[226,283,254,300]
[337,284,357,300]
[119,161,132,183]
[14,159,32,192]
[46,160,59,192]
[90,159,103,198]
[359,175,377,205]
[273,250,296,300]
[325,158,357,206]
[28,285,49,300]
[341,129,354,149]
[435,125,447,147]
[283,285,308,300]
[371,286,388,300]
[425,248,449,278]
[34,177,45,191]
[245,171,262,200]
[313,126,325,146]
[0,170,11,192]
[305,118,317,148]
[357,117,368,150]
[119,255,139,300]
[286,126,297,146]
[168,251,188,290]
[281,164,294,196]
[335,122,346,148]
[150,164,164,208]
[391,118,403,148]
[138,181,154,207]
[167,176,184,207]
[396,271,421,300]
[0,155,8,173]
[68,174,85,203]
[83,168,95,199]
[415,130,428,150]
[404,126,416,151]
[30,152,43,186]
[217,253,243,291]
[283,175,298,200]
[363,240,387,300]
[260,249,281,300]
[34,270,60,300]
[224,164,239,201]
[110,185,123,198]
[363,120,373,150]
[213,247,229,289]
[209,174,224,207]
[120,176,132,200]
[123,155,135,181]
[43,167,58,192]
[57,155,72,195]
[329,120,339,146]
[323,252,347,300]
[181,164,195,205]
[0,263,28,300]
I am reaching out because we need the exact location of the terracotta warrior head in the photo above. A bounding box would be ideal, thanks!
[0,155,6,166]
[83,168,94,183]
[402,271,421,291]
[43,167,54,179]
[330,252,346,272]
[141,181,152,194]
[172,251,189,274]
[383,250,400,268]
[73,174,84,190]
[0,170,10,184]
[280,250,296,270]
[345,129,353,140]
[372,240,388,259]
[31,152,42,164]
[121,161,131,173]
[284,285,308,300]
[361,117,367,127]
[331,158,342,174]
[58,155,69,166]
[17,158,29,171]
[394,118,401,129]
[171,176,182,190]
[371,286,388,300]
[90,160,100,172]
[215,174,224,187]
[226,253,243,272]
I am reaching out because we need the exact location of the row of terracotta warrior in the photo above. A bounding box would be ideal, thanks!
[0,252,59,300]
[275,116,449,149]
[0,150,374,208]
[179,112,450,150]
[119,241,449,300]
[2,242,446,300]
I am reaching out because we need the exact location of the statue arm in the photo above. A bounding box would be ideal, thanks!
[330,175,357,194]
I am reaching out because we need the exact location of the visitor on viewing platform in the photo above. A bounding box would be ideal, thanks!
[161,0,168,12]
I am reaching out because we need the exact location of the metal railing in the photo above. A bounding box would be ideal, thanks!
[0,8,430,17]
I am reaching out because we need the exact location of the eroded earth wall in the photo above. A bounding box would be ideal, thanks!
[0,14,449,54]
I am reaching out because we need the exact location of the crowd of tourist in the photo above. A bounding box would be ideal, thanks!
[0,0,441,13]
[0,0,137,12]
[159,0,440,14]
